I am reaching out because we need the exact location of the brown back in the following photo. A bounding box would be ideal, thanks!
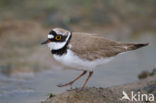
[69,32,148,61]
[70,32,126,60]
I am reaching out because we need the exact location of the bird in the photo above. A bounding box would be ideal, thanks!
[41,28,148,89]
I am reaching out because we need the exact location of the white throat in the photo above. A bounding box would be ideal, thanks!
[47,32,71,50]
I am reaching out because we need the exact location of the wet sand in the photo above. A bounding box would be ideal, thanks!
[42,74,156,103]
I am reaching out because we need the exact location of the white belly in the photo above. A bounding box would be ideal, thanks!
[53,49,113,71]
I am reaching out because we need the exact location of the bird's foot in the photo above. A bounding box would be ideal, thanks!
[57,82,73,87]
[56,84,64,87]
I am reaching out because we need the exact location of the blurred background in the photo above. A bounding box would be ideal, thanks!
[0,0,156,103]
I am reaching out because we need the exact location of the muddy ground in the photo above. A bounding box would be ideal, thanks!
[42,74,156,103]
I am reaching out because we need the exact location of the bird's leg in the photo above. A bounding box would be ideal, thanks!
[57,71,87,87]
[81,71,93,89]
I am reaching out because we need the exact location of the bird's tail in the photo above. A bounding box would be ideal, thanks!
[123,43,149,51]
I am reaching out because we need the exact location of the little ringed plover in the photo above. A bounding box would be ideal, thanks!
[41,28,149,89]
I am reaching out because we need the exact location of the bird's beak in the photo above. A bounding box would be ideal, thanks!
[41,39,50,45]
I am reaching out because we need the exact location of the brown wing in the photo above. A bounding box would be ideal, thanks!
[69,32,126,61]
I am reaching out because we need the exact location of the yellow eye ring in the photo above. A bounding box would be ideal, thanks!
[55,35,62,40]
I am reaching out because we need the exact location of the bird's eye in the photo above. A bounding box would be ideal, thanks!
[55,35,62,40]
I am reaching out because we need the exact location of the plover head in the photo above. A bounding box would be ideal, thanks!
[41,28,72,51]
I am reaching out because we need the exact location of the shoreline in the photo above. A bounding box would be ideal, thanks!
[42,74,156,103]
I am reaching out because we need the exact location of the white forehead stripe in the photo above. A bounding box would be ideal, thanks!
[48,34,54,39]
[62,32,66,35]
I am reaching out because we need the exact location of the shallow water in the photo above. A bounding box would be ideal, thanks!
[0,31,156,103]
